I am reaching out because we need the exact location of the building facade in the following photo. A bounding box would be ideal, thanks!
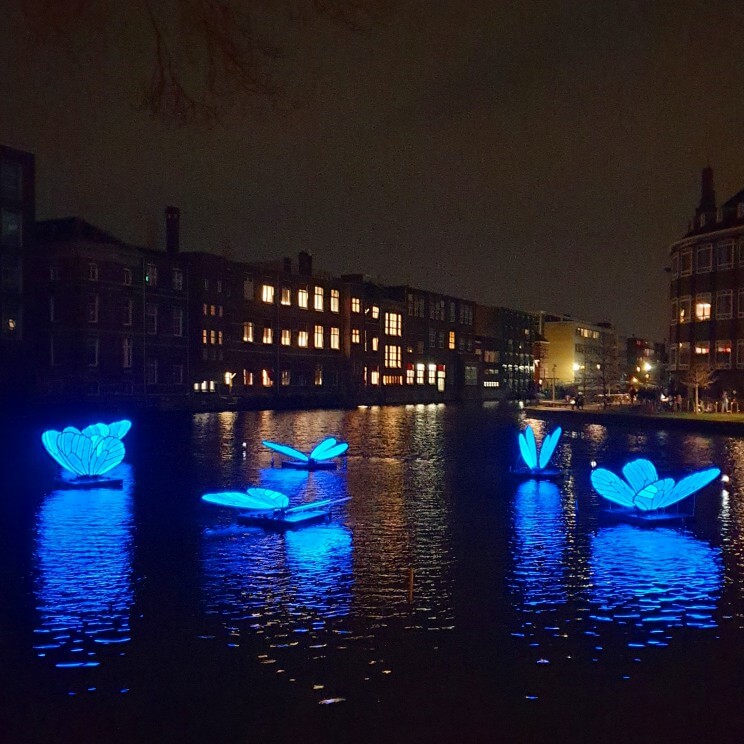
[0,145,35,398]
[668,167,744,396]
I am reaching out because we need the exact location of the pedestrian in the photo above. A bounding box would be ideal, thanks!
[722,391,730,413]
[675,393,682,412]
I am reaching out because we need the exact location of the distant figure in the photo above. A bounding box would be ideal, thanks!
[722,391,730,413]
[675,393,683,412]
[576,393,585,410]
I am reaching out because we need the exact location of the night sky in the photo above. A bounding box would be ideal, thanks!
[3,1,744,341]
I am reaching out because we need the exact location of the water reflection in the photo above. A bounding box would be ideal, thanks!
[33,465,134,679]
[589,525,723,642]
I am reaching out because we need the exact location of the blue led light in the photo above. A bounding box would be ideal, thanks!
[517,425,561,472]
[262,437,349,464]
[42,420,132,477]
[202,487,290,511]
[591,459,720,511]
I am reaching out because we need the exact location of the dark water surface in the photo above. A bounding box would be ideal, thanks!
[2,405,744,743]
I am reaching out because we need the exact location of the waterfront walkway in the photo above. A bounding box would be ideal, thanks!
[526,403,744,436]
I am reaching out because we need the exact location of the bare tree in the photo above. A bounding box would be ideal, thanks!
[681,363,716,413]
[20,0,396,125]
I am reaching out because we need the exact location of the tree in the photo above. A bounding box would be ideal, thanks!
[20,0,396,125]
[681,363,716,413]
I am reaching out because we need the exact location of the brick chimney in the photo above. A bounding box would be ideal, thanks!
[165,206,180,253]
[298,250,312,276]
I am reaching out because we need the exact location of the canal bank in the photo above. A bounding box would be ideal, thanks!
[526,404,744,436]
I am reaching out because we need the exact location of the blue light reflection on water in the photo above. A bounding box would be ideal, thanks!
[33,465,134,683]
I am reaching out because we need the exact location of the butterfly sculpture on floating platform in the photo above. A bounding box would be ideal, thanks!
[513,425,562,477]
[42,420,132,478]
[262,437,349,469]
[590,458,720,513]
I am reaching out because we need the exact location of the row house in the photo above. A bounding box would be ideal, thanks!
[668,167,744,394]
[475,306,537,398]
[29,217,188,402]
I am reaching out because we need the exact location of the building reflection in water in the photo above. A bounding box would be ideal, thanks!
[589,525,723,643]
[510,480,569,613]
[33,465,134,678]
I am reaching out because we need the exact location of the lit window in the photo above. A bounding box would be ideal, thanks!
[694,341,710,359]
[262,284,275,303]
[416,363,425,384]
[370,305,380,319]
[210,330,216,345]
[330,289,340,313]
[314,364,323,386]
[281,329,291,346]
[298,330,309,347]
[218,331,223,345]
[695,294,711,320]
[449,331,456,350]
[384,312,402,336]
[281,370,291,386]
[428,364,436,384]
[314,286,324,311]
[314,325,324,348]
[281,287,291,305]
[243,369,254,386]
[263,327,273,344]
[243,322,254,342]
[352,328,360,344]
[88,263,98,281]
[202,329,208,345]
[351,297,361,313]
[262,369,273,387]
[384,345,401,368]
[145,263,157,287]
[210,304,216,316]
[678,296,691,324]
[330,327,340,349]
[371,336,379,352]
[298,288,309,308]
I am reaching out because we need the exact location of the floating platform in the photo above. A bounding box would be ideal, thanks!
[509,466,562,480]
[281,460,338,471]
[54,475,124,490]
[601,508,693,526]
[237,508,331,530]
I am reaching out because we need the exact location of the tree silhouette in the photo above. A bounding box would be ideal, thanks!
[20,0,395,125]
[681,363,716,413]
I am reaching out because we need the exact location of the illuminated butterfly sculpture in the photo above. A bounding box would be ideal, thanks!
[590,458,720,512]
[262,437,349,469]
[513,425,562,477]
[202,487,289,512]
[42,420,132,478]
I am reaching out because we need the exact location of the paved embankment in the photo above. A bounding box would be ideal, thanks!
[525,405,744,436]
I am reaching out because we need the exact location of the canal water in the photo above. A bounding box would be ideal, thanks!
[1,405,743,743]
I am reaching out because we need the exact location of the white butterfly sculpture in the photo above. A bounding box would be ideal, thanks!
[518,425,562,472]
[42,420,132,477]
[262,437,349,464]
[591,458,720,511]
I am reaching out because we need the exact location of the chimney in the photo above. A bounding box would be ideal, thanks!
[165,206,180,253]
[298,250,312,276]
[696,166,716,216]
[283,256,292,273]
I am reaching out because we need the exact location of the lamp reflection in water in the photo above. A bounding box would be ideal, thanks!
[33,465,134,677]
[589,525,723,644]
[510,480,569,612]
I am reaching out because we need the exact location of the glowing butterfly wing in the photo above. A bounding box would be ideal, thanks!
[621,459,658,494]
[245,487,290,510]
[311,442,349,461]
[202,491,258,509]
[518,426,538,470]
[591,468,636,507]
[107,420,132,439]
[309,438,337,459]
[82,422,110,438]
[537,427,562,470]
[660,468,721,509]
[51,430,88,475]
[85,435,126,476]
[41,430,66,469]
[633,478,675,511]
[262,440,309,462]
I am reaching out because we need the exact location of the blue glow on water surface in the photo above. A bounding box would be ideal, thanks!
[33,465,134,679]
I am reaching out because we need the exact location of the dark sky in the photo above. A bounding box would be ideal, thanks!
[4,1,744,340]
